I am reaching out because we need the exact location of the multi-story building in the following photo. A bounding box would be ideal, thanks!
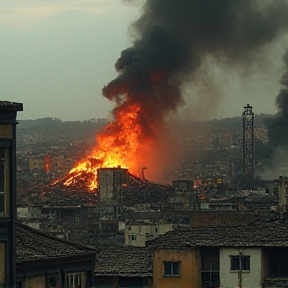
[0,102,97,288]
[152,223,288,288]
[28,154,65,172]
[0,101,23,287]
[125,222,173,247]
[94,221,288,288]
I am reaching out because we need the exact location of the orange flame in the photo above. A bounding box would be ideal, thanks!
[56,102,144,190]
[45,155,50,172]
[53,69,177,190]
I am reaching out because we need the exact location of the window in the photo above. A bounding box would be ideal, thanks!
[66,273,81,288]
[0,148,9,217]
[129,235,137,241]
[201,250,220,288]
[48,275,57,287]
[231,256,250,271]
[164,261,180,276]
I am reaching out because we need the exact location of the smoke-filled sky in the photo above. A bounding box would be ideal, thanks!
[0,0,287,121]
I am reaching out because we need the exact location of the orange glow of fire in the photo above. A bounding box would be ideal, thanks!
[55,102,144,190]
[45,155,50,172]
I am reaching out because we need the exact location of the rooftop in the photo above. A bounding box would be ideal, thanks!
[95,246,153,277]
[0,101,23,111]
[16,222,96,265]
[150,222,288,250]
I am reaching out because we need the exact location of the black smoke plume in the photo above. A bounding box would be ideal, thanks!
[104,0,288,111]
[267,50,288,148]
[101,0,288,181]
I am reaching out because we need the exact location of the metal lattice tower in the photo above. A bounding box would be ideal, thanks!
[242,104,255,176]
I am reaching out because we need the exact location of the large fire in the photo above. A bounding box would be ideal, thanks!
[54,65,174,191]
[53,101,146,191]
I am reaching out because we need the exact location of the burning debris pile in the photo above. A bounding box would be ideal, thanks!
[55,0,288,189]
[17,182,98,206]
[53,166,145,192]
[50,167,170,208]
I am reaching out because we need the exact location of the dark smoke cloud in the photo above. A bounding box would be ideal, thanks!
[267,50,288,147]
[104,0,288,119]
[101,0,288,181]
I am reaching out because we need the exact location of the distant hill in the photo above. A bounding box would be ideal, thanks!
[210,113,273,132]
[18,117,108,140]
[17,114,274,141]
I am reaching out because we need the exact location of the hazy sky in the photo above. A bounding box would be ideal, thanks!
[0,0,287,121]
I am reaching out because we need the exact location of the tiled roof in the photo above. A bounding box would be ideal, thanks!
[95,246,153,277]
[16,222,96,264]
[150,222,288,249]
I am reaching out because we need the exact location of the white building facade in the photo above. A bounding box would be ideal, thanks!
[220,247,263,288]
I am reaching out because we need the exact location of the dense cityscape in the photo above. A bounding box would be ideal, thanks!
[2,0,288,287]
[0,106,286,287]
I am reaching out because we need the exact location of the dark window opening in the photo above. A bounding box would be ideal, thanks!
[129,235,137,241]
[164,261,180,276]
[201,248,220,288]
[231,256,250,271]
[269,248,288,277]
[48,276,57,287]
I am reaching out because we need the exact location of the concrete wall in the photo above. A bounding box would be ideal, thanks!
[125,223,173,247]
[28,155,65,172]
[125,224,146,247]
[153,249,201,288]
[148,223,173,237]
[220,247,262,288]
[98,168,128,204]
[24,275,46,288]
[29,157,45,172]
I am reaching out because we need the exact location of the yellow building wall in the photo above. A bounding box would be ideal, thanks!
[153,249,201,288]
[24,275,46,288]
[0,242,5,286]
